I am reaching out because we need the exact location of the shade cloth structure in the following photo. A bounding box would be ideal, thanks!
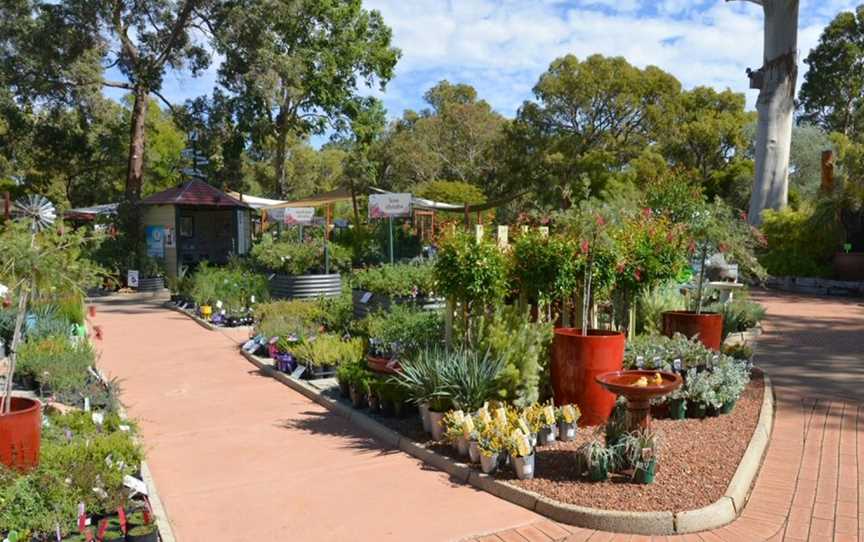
[264,187,354,209]
[140,180,250,209]
[368,187,526,212]
[65,203,119,221]
[226,192,288,210]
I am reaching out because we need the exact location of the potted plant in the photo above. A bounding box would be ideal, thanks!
[367,378,381,413]
[0,197,100,471]
[250,234,349,300]
[363,305,443,373]
[550,201,625,426]
[620,429,660,484]
[443,410,470,457]
[507,428,536,480]
[577,438,615,482]
[466,412,483,463]
[351,262,441,318]
[476,423,504,474]
[126,510,158,542]
[524,403,556,446]
[556,404,580,441]
[683,368,717,419]
[392,347,451,438]
[662,200,761,351]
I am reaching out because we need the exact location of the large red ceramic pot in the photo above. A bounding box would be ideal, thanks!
[551,329,625,427]
[662,310,723,351]
[0,397,42,471]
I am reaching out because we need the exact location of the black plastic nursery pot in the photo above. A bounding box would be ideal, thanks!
[337,379,350,398]
[349,384,367,408]
[126,526,159,542]
[367,393,380,413]
[301,364,337,380]
[721,400,736,414]
[669,399,687,420]
[587,458,609,482]
[688,402,708,419]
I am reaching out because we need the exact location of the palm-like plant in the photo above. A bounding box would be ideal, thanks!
[442,349,505,413]
[391,347,452,412]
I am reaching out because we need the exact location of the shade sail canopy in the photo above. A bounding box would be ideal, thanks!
[140,180,250,209]
[226,192,288,210]
[65,203,119,221]
[265,187,353,209]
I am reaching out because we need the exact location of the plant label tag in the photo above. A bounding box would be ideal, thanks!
[118,424,130,432]
[523,464,533,474]
[566,428,576,437]
[360,292,373,304]
[216,300,223,309]
[242,339,258,352]
[123,475,148,496]
[291,365,306,379]
[636,356,644,369]
[673,359,682,372]
[83,397,90,412]
[91,412,104,426]
[250,295,256,303]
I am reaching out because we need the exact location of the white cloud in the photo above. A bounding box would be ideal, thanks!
[361,0,858,118]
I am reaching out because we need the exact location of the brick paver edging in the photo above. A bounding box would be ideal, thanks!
[239,349,776,535]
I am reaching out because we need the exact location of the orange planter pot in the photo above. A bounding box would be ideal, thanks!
[551,329,625,427]
[0,397,42,471]
[662,311,723,351]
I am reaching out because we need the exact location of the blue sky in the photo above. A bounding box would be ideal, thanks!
[138,0,861,131]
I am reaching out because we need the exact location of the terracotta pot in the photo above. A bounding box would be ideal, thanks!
[662,311,723,351]
[551,329,625,427]
[834,252,864,281]
[0,397,42,471]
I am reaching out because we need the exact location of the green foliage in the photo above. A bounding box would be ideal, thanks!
[759,207,840,277]
[416,180,486,205]
[352,262,437,297]
[509,232,580,304]
[188,261,269,312]
[440,349,505,413]
[391,347,453,411]
[613,210,689,296]
[636,282,685,336]
[254,299,324,339]
[291,334,365,368]
[0,410,142,539]
[434,231,507,311]
[24,305,73,342]
[362,305,443,359]
[707,297,766,338]
[625,333,717,372]
[250,235,351,275]
[315,289,354,336]
[459,304,553,407]
[16,336,95,395]
[799,6,864,135]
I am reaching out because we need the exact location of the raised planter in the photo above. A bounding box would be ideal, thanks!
[270,273,342,300]
[0,397,42,471]
[662,311,723,351]
[137,277,165,292]
[352,289,445,319]
[551,329,625,427]
[833,252,864,281]
[367,355,400,375]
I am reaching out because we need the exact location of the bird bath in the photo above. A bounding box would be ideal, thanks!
[595,370,683,430]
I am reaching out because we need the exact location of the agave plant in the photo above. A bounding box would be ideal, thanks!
[441,348,505,413]
[391,347,452,412]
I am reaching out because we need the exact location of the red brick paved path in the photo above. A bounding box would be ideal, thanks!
[473,291,864,542]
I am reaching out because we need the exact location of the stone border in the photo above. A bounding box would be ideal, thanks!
[239,349,775,535]
[764,276,864,297]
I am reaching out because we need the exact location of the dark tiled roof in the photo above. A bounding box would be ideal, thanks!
[140,180,250,208]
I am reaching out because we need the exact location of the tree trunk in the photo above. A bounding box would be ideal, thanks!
[746,0,799,225]
[274,119,289,197]
[126,86,148,204]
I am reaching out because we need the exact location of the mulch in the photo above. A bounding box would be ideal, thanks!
[371,372,765,514]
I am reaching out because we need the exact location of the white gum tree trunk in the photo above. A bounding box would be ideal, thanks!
[732,0,799,225]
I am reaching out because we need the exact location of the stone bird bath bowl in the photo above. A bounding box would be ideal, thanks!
[595,370,683,430]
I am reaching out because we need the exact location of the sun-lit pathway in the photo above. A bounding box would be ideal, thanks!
[475,290,864,542]
[91,291,862,541]
[90,296,539,542]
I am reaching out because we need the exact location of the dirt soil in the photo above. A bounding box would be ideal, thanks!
[371,372,765,513]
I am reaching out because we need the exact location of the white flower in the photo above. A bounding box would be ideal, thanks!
[0,283,7,298]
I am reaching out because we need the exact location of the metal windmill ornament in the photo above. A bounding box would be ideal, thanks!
[13,195,56,232]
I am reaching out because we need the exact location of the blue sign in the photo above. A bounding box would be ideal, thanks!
[145,226,165,258]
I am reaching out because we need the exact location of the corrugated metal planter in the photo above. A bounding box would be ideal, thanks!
[137,277,165,292]
[269,274,342,300]
[352,289,445,319]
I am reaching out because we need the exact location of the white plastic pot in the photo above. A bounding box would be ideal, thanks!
[513,454,535,480]
[468,440,480,463]
[480,453,498,474]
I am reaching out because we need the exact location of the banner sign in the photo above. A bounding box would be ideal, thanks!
[145,226,165,258]
[369,193,411,219]
[283,207,315,225]
[127,270,139,288]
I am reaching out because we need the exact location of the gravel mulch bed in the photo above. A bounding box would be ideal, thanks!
[367,372,765,514]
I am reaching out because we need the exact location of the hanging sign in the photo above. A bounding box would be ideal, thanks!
[368,193,411,219]
[283,207,315,225]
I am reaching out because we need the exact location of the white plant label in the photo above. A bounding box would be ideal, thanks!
[636,356,644,369]
[566,428,576,437]
[123,475,148,496]
[523,465,533,474]
[91,412,104,426]
[83,397,91,412]
[216,300,223,309]
[119,424,130,432]
[360,292,373,304]
[673,358,682,372]
[250,295,256,303]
